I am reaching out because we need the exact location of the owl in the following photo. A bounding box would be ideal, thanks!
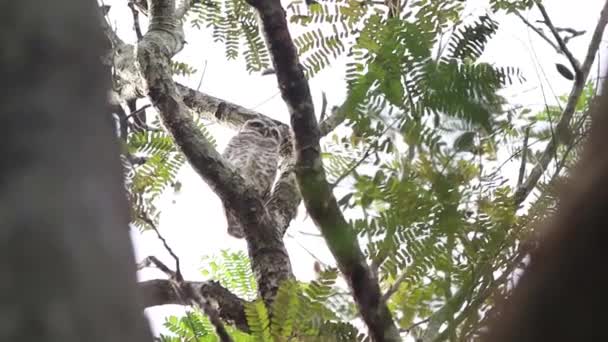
[222,118,282,238]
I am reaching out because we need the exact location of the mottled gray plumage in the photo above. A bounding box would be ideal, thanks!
[222,118,281,238]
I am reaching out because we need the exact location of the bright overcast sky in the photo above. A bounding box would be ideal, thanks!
[100,0,607,336]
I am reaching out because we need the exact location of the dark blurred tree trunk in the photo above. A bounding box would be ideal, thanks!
[483,76,608,341]
[0,1,152,341]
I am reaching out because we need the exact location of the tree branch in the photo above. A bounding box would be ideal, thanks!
[137,256,233,340]
[515,10,560,53]
[516,126,530,189]
[135,0,292,307]
[139,213,183,280]
[128,1,144,41]
[245,0,401,340]
[100,7,345,136]
[515,0,608,205]
[140,279,250,332]
[535,1,581,77]
[382,271,408,302]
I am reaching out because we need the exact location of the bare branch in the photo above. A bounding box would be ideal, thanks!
[319,91,328,122]
[401,318,430,334]
[245,0,400,340]
[128,1,144,41]
[138,255,178,279]
[515,0,608,204]
[137,256,236,340]
[139,214,182,280]
[176,83,288,130]
[382,272,408,302]
[320,105,347,136]
[330,146,373,190]
[140,279,249,331]
[535,1,582,77]
[516,126,530,188]
[515,10,560,53]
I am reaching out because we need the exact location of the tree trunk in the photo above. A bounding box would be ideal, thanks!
[0,1,153,341]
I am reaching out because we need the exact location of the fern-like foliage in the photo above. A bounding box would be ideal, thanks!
[287,0,371,79]
[170,60,198,76]
[445,15,499,62]
[162,251,365,341]
[189,0,270,73]
[125,115,215,231]
[200,250,258,300]
[126,128,185,230]
[345,13,524,142]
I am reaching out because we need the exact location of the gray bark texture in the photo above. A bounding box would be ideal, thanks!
[0,1,153,341]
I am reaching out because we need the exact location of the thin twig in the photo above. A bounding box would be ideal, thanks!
[125,104,151,121]
[330,145,374,190]
[382,271,408,301]
[286,231,329,266]
[330,116,402,190]
[535,1,582,76]
[536,21,587,43]
[319,91,328,122]
[296,230,323,237]
[401,317,431,333]
[515,10,560,53]
[138,255,177,278]
[139,214,182,281]
[196,60,208,91]
[516,126,530,188]
[127,1,143,41]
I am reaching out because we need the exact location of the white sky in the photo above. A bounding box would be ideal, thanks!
[101,0,608,337]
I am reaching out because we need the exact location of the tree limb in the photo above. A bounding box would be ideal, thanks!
[514,10,560,53]
[515,0,608,205]
[535,1,581,77]
[140,279,250,332]
[245,0,401,340]
[135,0,292,307]
[101,5,345,135]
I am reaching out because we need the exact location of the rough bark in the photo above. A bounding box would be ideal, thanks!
[0,1,152,341]
[135,0,292,307]
[245,0,401,340]
[140,279,249,332]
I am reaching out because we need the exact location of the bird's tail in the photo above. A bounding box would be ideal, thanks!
[223,203,245,239]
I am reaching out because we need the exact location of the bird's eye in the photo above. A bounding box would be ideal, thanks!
[270,128,280,139]
[248,120,264,128]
